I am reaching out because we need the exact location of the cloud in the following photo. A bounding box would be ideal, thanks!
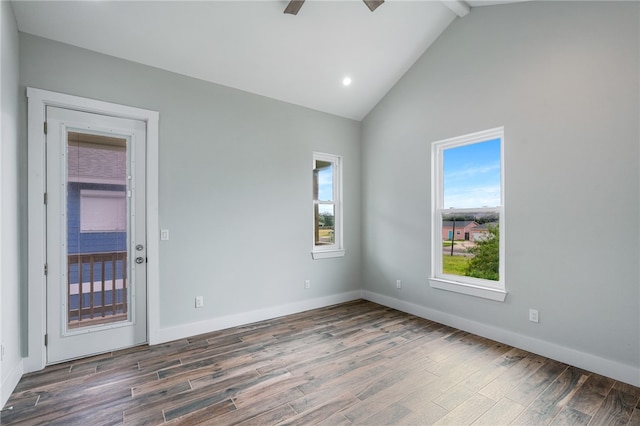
[316,167,334,200]
[444,183,501,209]
[444,161,500,183]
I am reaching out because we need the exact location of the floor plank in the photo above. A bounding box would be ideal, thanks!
[433,393,495,425]
[278,392,360,425]
[214,387,304,425]
[628,399,640,426]
[590,387,639,425]
[565,372,615,416]
[549,406,591,425]
[513,366,589,424]
[472,397,526,425]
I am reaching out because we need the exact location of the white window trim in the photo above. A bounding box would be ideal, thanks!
[429,127,506,302]
[312,152,345,260]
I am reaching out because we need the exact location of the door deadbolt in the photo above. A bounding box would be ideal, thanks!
[136,244,144,251]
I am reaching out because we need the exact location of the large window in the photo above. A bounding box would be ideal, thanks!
[312,152,344,259]
[430,128,505,301]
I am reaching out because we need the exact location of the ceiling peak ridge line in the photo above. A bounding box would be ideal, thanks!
[440,0,471,17]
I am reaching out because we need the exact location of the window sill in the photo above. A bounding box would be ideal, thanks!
[311,249,345,260]
[428,277,507,302]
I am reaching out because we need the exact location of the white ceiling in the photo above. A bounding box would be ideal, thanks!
[11,0,523,121]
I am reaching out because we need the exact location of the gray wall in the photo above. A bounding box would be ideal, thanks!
[1,0,23,407]
[19,33,362,332]
[362,1,639,372]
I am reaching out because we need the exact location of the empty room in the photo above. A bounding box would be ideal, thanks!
[1,0,639,424]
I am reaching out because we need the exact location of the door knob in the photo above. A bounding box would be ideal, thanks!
[135,257,144,264]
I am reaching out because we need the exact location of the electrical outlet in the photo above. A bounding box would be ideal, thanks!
[161,229,170,240]
[396,280,402,289]
[195,296,204,308]
[529,309,539,323]
[304,280,310,289]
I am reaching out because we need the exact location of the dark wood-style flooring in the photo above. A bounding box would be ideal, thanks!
[2,300,639,425]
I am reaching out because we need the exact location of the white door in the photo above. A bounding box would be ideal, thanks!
[46,106,147,363]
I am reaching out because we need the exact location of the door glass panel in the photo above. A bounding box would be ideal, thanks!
[67,132,129,329]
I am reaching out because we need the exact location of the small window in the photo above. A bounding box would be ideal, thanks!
[430,128,505,301]
[312,153,344,259]
[80,189,126,233]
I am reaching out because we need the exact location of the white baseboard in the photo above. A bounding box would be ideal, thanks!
[362,290,640,387]
[153,290,363,345]
[1,358,24,409]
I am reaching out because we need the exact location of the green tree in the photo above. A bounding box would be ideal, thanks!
[465,224,499,281]
[320,212,334,228]
[475,212,499,224]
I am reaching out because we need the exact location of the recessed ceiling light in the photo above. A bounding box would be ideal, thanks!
[342,77,352,87]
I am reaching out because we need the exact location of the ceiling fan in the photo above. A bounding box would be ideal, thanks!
[284,0,384,15]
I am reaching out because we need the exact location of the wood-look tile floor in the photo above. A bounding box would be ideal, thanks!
[2,300,639,425]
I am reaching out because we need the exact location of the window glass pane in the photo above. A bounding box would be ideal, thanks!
[315,204,335,245]
[314,160,333,202]
[442,211,500,281]
[443,138,501,209]
[67,132,129,327]
[80,190,126,232]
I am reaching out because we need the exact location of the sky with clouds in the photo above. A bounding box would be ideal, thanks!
[316,163,333,202]
[444,138,501,209]
[316,163,335,216]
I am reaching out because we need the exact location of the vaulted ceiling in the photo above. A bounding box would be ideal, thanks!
[11,0,526,121]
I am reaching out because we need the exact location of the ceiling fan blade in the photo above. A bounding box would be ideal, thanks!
[363,0,384,12]
[284,0,305,15]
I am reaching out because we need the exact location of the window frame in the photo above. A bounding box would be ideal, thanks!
[429,127,506,301]
[312,152,345,259]
[80,189,127,233]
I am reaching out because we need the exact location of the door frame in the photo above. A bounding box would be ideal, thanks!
[26,88,160,372]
